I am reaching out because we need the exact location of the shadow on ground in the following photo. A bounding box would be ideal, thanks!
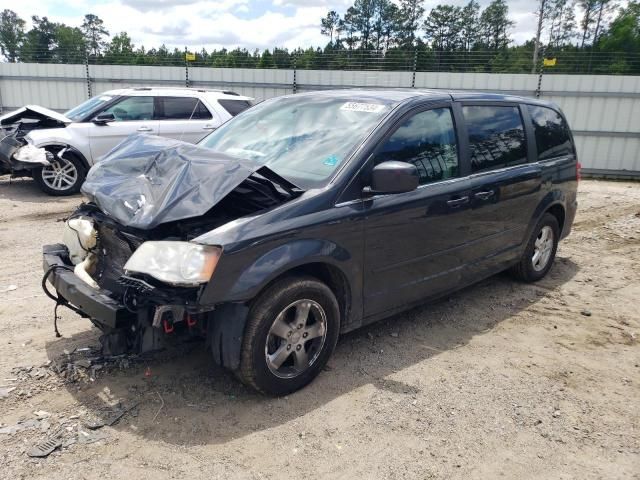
[44,257,578,446]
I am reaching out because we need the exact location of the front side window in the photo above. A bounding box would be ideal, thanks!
[101,96,154,121]
[463,105,527,172]
[374,107,459,185]
[199,96,394,189]
[160,97,212,120]
[528,105,573,160]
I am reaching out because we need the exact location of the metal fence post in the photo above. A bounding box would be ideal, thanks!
[535,46,545,99]
[185,47,190,88]
[411,50,418,88]
[85,54,92,99]
[292,55,297,94]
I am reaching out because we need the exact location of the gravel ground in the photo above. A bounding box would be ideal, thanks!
[0,177,638,479]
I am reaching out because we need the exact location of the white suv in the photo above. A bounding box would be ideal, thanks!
[0,87,253,195]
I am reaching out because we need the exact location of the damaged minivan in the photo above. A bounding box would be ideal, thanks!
[0,88,252,195]
[42,89,579,394]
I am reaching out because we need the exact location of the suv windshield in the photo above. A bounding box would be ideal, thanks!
[65,94,116,122]
[199,95,393,189]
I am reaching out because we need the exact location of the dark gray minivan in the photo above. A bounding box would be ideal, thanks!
[43,90,579,394]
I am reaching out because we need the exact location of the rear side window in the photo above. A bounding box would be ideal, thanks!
[375,107,458,185]
[528,105,573,160]
[463,105,527,172]
[218,99,252,116]
[159,97,212,120]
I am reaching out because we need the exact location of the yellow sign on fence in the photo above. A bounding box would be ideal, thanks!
[185,52,196,61]
[543,57,557,67]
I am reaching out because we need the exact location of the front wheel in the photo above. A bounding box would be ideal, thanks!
[238,276,340,395]
[33,152,86,196]
[510,213,560,282]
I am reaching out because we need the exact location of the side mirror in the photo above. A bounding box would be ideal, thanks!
[363,160,419,196]
[92,113,115,125]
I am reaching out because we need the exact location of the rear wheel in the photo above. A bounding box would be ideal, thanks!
[238,276,340,395]
[511,213,559,282]
[33,151,86,196]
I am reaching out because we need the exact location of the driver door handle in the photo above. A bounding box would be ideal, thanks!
[447,196,469,207]
[137,126,153,132]
[202,124,216,130]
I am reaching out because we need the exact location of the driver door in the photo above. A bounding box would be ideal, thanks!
[88,96,159,162]
[362,105,474,317]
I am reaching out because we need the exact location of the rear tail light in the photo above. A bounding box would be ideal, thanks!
[576,162,582,182]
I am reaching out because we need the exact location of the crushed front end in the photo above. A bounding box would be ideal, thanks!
[41,135,300,358]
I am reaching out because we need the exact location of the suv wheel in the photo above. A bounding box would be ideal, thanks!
[511,213,560,282]
[33,152,86,196]
[238,276,340,395]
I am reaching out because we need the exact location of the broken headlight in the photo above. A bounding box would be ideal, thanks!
[123,241,221,286]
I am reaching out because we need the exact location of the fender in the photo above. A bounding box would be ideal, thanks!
[226,239,354,301]
[25,128,92,169]
[523,190,567,252]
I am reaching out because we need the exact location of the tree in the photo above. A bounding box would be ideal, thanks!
[459,1,481,51]
[104,32,135,63]
[479,0,514,50]
[81,13,109,56]
[258,49,275,68]
[0,9,25,62]
[423,4,463,51]
[547,0,577,48]
[371,0,401,50]
[321,10,341,44]
[353,0,376,49]
[342,7,360,50]
[20,16,57,62]
[398,0,425,47]
[597,1,640,52]
[532,0,550,73]
[55,25,85,63]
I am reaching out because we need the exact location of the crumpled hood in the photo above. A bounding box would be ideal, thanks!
[82,134,269,230]
[0,105,71,127]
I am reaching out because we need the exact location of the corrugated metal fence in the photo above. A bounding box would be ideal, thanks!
[1,62,638,177]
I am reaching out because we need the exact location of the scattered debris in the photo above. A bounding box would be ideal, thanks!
[2,285,18,293]
[581,309,592,317]
[390,332,399,338]
[0,386,16,398]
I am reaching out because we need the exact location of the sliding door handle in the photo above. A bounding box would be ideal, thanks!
[474,190,495,200]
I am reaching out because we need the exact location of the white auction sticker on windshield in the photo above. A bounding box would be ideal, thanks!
[340,102,386,113]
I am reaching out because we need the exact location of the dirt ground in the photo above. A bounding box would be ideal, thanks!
[0,177,638,479]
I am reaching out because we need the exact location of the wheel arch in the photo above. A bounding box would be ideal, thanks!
[39,143,90,171]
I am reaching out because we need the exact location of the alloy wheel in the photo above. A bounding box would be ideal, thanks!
[264,299,328,379]
[532,225,554,272]
[41,158,78,192]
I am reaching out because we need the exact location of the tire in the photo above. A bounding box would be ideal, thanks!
[238,275,340,395]
[510,213,560,282]
[33,151,86,196]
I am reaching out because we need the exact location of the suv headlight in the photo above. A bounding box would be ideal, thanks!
[124,241,221,286]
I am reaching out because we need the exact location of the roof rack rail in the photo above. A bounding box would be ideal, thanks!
[222,91,239,96]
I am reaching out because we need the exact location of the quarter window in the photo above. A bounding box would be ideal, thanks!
[218,99,252,116]
[160,97,212,120]
[463,105,527,172]
[101,96,154,121]
[528,105,573,160]
[375,108,459,185]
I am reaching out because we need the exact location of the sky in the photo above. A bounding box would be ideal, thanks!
[8,0,571,51]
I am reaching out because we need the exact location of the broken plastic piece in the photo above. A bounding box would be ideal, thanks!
[13,144,50,165]
[27,438,61,458]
